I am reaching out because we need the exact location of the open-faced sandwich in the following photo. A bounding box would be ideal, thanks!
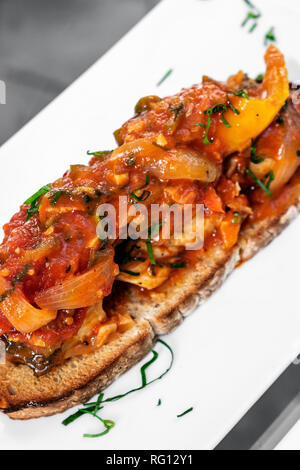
[0,46,299,419]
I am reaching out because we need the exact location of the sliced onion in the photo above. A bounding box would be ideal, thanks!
[270,130,300,192]
[35,247,119,310]
[107,138,219,182]
[0,276,56,334]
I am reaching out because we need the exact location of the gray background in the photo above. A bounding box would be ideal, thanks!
[0,0,159,145]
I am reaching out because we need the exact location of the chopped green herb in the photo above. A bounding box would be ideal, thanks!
[226,96,240,115]
[196,114,212,145]
[130,172,151,202]
[157,399,162,406]
[169,262,186,269]
[169,103,183,121]
[146,222,164,273]
[266,170,275,190]
[149,222,164,239]
[241,0,261,33]
[265,27,276,46]
[120,269,140,277]
[246,168,273,197]
[228,89,250,100]
[249,22,258,33]
[24,185,51,206]
[157,69,173,87]
[87,150,112,158]
[197,104,226,146]
[243,0,256,9]
[49,190,64,207]
[88,339,174,405]
[63,339,174,438]
[242,11,260,29]
[297,151,300,157]
[282,99,288,111]
[83,195,91,204]
[221,114,231,128]
[24,184,51,221]
[255,74,264,83]
[84,416,115,438]
[0,265,31,304]
[177,407,194,418]
[197,98,242,145]
[147,240,156,269]
[12,264,31,287]
[250,139,264,164]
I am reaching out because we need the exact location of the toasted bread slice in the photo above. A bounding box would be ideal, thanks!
[1,179,299,420]
[0,319,153,419]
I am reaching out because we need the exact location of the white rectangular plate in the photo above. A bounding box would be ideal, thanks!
[0,0,300,450]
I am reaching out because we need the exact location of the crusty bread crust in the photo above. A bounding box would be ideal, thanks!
[0,320,153,419]
[1,182,299,420]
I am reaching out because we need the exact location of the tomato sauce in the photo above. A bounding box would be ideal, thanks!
[0,46,299,371]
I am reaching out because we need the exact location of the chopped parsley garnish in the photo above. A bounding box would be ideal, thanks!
[297,151,300,157]
[249,22,258,33]
[12,264,31,287]
[0,264,31,304]
[120,269,140,277]
[146,222,164,274]
[63,339,174,438]
[157,68,173,87]
[177,407,194,418]
[226,97,240,115]
[130,172,151,202]
[169,103,183,121]
[169,262,186,269]
[196,97,241,146]
[242,11,261,31]
[264,27,276,46]
[266,170,275,190]
[243,0,256,9]
[282,99,288,111]
[246,168,273,197]
[241,0,261,33]
[83,195,91,204]
[250,139,264,164]
[49,190,64,207]
[228,89,250,100]
[24,184,51,220]
[146,241,156,270]
[157,399,162,406]
[255,74,264,83]
[87,150,112,158]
